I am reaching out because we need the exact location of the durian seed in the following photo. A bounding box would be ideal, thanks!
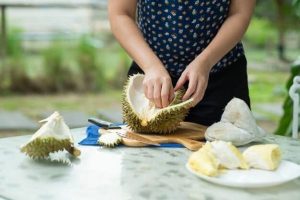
[141,120,148,127]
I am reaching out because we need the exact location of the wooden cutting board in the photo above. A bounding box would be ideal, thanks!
[121,122,207,151]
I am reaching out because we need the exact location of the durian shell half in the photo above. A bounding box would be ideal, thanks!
[122,74,193,134]
[20,137,80,159]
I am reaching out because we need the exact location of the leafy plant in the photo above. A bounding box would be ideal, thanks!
[42,42,80,92]
[76,36,106,91]
[275,58,300,136]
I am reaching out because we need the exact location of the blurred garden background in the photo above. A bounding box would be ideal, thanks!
[0,0,299,138]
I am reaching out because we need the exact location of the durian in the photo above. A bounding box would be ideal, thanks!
[209,141,249,169]
[122,74,193,134]
[205,98,266,146]
[20,112,81,159]
[188,141,248,177]
[188,143,219,176]
[243,144,282,170]
[98,131,122,148]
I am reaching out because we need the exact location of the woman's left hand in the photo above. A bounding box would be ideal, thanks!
[174,57,212,107]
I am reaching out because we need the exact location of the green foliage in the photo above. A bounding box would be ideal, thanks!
[7,28,23,58]
[293,0,300,16]
[244,17,277,48]
[42,42,80,92]
[76,36,106,91]
[275,58,300,136]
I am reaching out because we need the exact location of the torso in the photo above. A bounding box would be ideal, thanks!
[137,0,244,77]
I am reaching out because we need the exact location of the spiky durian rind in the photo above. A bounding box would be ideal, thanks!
[20,137,81,159]
[98,132,122,148]
[122,74,193,134]
[122,90,193,134]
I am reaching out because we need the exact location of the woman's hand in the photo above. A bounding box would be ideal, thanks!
[174,57,212,107]
[143,67,174,108]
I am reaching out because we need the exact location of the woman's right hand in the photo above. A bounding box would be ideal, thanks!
[143,67,174,108]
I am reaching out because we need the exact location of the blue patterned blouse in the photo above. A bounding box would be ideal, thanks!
[137,0,244,77]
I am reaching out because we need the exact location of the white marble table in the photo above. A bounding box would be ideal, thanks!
[1,128,300,200]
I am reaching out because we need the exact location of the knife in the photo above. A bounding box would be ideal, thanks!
[88,117,121,129]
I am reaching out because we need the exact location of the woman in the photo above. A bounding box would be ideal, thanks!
[108,0,256,126]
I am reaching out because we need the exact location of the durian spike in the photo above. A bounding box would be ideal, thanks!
[66,146,81,157]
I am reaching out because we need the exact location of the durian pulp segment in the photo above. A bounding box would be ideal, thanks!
[126,74,192,124]
[243,144,282,170]
[188,145,219,176]
[210,141,249,169]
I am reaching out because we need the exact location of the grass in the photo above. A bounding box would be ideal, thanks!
[248,69,289,103]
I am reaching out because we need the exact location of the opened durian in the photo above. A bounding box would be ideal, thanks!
[122,74,193,134]
[20,112,81,159]
[205,98,266,146]
[243,144,282,170]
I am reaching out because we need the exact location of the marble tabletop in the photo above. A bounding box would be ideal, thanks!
[0,128,300,200]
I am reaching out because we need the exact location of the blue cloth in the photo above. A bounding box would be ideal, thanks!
[79,124,184,148]
[137,0,244,76]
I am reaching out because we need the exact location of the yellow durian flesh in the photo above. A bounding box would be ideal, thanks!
[188,143,219,177]
[122,74,193,134]
[210,141,249,170]
[243,144,282,170]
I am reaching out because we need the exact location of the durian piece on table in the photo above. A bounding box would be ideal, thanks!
[98,129,122,148]
[20,111,81,159]
[122,74,194,134]
[243,144,282,170]
[205,98,266,146]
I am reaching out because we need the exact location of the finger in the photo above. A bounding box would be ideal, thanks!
[191,83,206,106]
[153,82,162,108]
[147,84,154,101]
[169,85,175,102]
[161,81,171,108]
[183,77,198,100]
[174,72,187,91]
[143,83,148,99]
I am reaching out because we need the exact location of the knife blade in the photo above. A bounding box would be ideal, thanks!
[116,130,161,146]
[88,117,121,129]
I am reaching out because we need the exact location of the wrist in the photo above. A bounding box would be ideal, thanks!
[143,62,167,74]
[194,53,213,73]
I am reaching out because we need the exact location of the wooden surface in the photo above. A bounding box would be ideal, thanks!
[121,122,206,151]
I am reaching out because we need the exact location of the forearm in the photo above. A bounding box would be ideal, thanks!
[109,15,164,73]
[195,0,256,69]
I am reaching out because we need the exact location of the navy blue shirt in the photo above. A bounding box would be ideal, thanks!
[137,0,244,77]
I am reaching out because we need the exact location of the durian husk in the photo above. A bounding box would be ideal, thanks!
[20,111,81,159]
[20,137,81,159]
[122,74,193,134]
[98,132,122,148]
